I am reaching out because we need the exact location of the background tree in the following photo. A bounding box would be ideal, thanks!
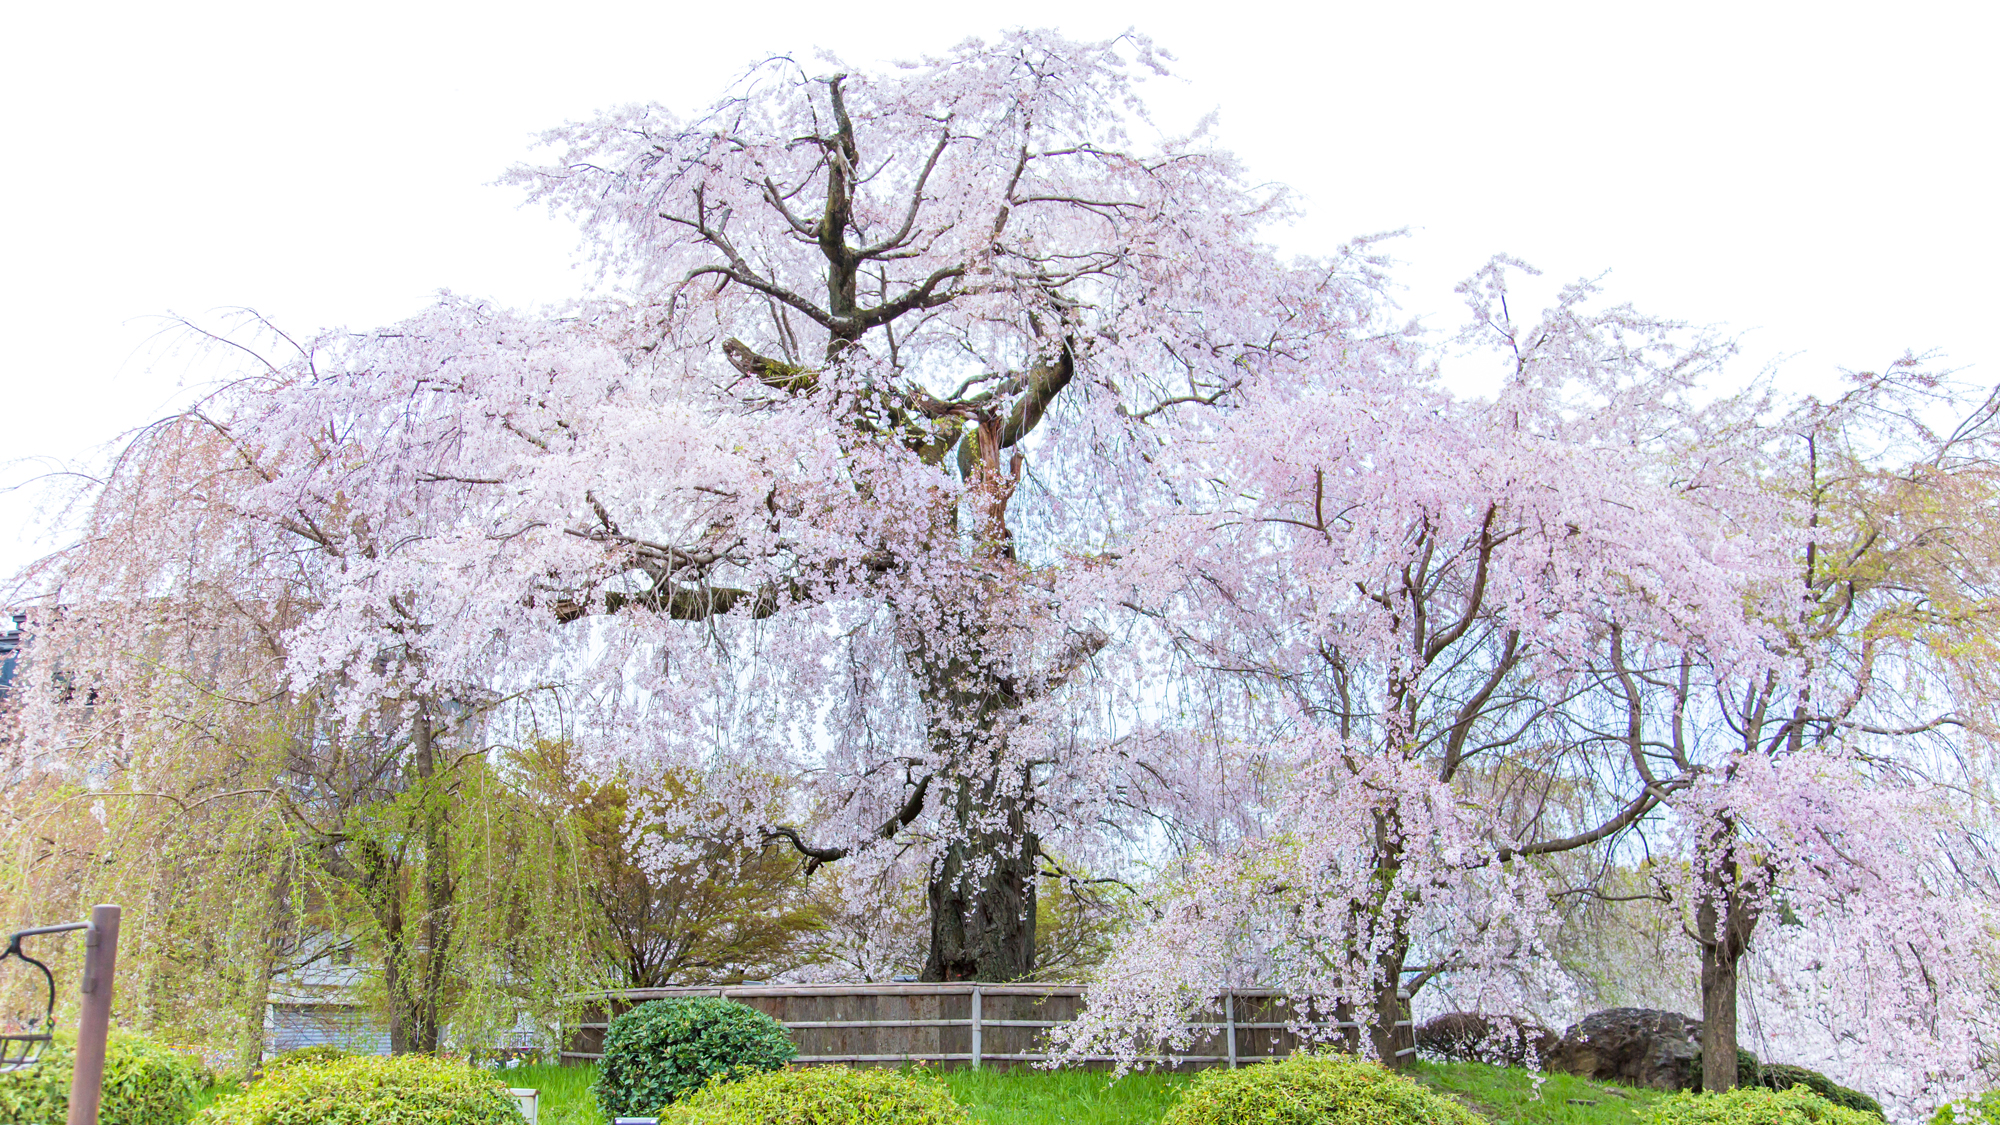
[518,741,822,988]
[1059,262,1781,1065]
[1647,363,2000,1096]
[0,518,321,1067]
[0,404,603,1056]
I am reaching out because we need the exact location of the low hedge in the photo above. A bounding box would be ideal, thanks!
[1161,1051,1484,1125]
[658,1067,968,1125]
[1645,1085,1881,1125]
[192,1054,523,1125]
[0,1032,199,1125]
[260,1046,349,1074]
[594,997,797,1117]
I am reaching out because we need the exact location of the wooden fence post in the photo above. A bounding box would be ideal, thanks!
[66,904,120,1125]
[969,986,982,1069]
[1224,989,1237,1069]
[1392,987,1416,1064]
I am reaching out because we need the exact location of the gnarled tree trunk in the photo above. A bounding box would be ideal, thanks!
[923,795,1039,981]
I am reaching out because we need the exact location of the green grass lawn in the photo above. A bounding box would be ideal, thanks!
[1417,1061,1665,1125]
[498,1059,1659,1125]
[495,1063,608,1125]
[189,1077,243,1116]
[942,1067,1193,1125]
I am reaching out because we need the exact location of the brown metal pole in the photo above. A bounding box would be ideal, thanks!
[66,904,120,1125]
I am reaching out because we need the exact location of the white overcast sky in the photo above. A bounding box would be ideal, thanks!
[2,1,1995,575]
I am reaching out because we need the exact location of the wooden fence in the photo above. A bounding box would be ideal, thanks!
[561,983,1413,1072]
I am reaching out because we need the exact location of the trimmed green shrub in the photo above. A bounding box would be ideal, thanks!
[594,997,797,1118]
[0,1032,200,1125]
[1645,1084,1881,1125]
[1760,1064,1883,1119]
[191,1054,523,1125]
[1161,1051,1484,1125]
[260,1046,349,1074]
[658,1066,969,1125]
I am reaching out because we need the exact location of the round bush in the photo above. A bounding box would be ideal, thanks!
[1161,1052,1484,1125]
[0,1031,200,1125]
[658,1066,968,1125]
[1645,1085,1882,1125]
[191,1054,523,1125]
[594,997,797,1117]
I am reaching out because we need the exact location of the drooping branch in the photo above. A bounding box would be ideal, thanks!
[1030,625,1110,701]
[762,772,934,874]
[1497,777,1686,861]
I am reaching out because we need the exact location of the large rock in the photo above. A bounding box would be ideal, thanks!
[1417,1012,1560,1067]
[1546,1008,1703,1091]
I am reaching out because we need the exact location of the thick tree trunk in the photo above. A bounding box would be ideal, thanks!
[921,797,1038,981]
[238,850,290,1072]
[1369,969,1416,1069]
[909,615,1045,982]
[1366,806,1417,1069]
[382,834,451,1054]
[1699,936,1743,1092]
[240,951,275,1072]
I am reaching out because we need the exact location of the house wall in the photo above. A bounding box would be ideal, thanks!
[267,1002,392,1056]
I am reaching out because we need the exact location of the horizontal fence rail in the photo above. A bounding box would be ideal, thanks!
[560,983,1414,1072]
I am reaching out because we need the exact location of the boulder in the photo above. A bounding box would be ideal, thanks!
[1416,1011,1560,1067]
[1545,1008,1703,1091]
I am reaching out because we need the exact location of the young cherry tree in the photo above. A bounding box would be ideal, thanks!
[11,31,1393,984]
[1646,364,2000,1098]
[1056,262,1785,1066]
